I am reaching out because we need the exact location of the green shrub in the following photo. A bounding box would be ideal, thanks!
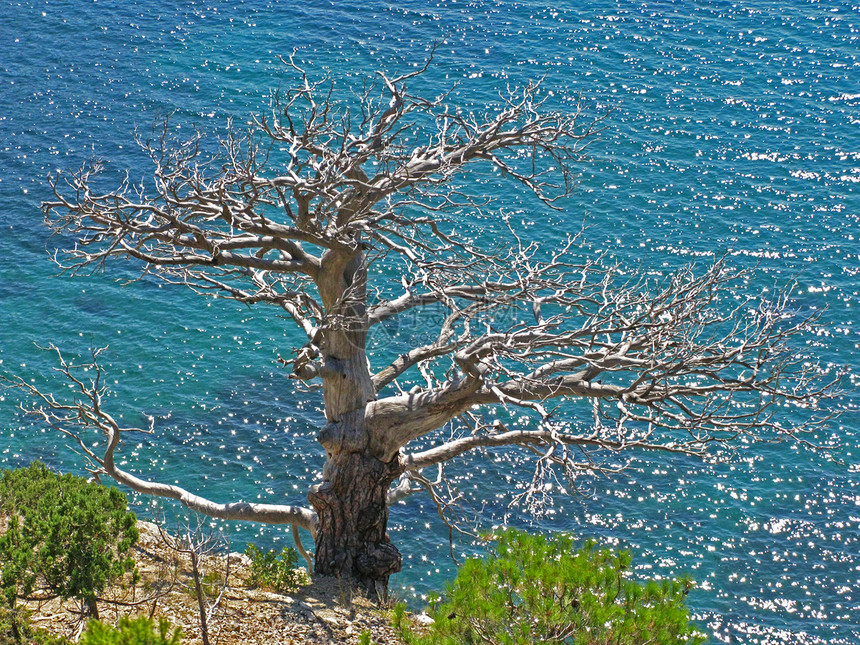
[0,462,138,617]
[243,544,307,593]
[390,601,408,632]
[79,616,182,645]
[401,529,706,645]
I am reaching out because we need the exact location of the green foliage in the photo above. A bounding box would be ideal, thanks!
[390,602,408,632]
[0,603,71,644]
[358,629,374,645]
[243,544,308,593]
[79,616,182,645]
[0,462,138,611]
[401,529,706,645]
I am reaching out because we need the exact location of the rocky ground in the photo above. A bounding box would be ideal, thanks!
[24,521,421,644]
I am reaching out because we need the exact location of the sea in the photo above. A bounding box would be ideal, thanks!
[1,0,858,642]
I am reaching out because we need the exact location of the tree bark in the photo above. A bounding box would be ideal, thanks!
[308,248,402,594]
[308,451,402,595]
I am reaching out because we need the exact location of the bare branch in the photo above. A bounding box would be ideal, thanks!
[402,424,700,472]
[365,257,844,466]
[1,346,318,536]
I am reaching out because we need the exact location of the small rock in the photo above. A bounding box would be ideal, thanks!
[317,611,342,627]
[228,552,252,566]
[415,612,435,626]
[302,595,325,607]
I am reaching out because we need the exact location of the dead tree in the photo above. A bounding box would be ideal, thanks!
[155,520,230,645]
[6,56,843,593]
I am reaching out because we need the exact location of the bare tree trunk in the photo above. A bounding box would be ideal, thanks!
[189,549,210,645]
[309,450,402,594]
[308,249,402,594]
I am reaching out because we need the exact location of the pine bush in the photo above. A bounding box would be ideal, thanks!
[0,462,138,616]
[402,529,706,645]
[79,616,182,645]
[243,544,307,593]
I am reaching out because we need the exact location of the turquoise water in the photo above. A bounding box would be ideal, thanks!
[1,0,859,641]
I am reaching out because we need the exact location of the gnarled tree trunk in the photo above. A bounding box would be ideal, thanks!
[309,450,402,593]
[308,248,402,593]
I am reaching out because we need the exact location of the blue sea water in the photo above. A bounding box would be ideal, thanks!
[1,0,859,642]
